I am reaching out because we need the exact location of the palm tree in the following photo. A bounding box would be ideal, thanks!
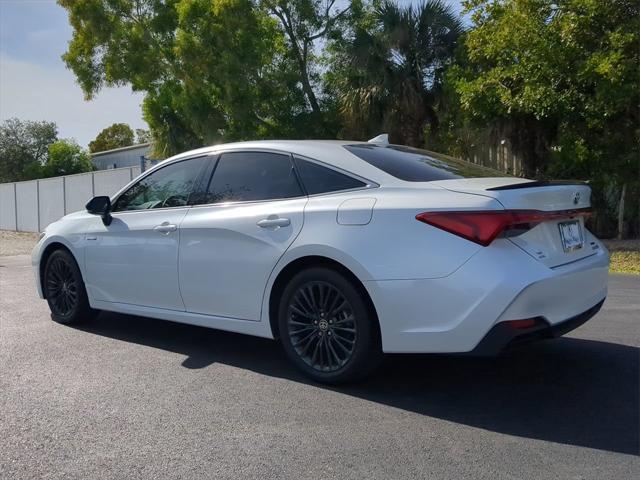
[335,0,463,146]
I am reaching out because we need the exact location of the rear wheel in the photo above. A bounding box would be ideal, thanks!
[43,249,97,325]
[278,267,382,383]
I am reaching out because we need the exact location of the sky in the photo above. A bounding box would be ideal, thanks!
[0,0,464,149]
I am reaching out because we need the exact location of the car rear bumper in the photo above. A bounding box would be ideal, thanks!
[364,238,609,353]
[469,298,605,356]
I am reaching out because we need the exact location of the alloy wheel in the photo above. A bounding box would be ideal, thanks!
[46,256,78,317]
[287,281,357,372]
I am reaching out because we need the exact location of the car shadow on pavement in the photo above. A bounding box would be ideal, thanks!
[77,311,639,456]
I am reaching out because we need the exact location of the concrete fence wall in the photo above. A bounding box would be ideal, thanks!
[0,166,141,233]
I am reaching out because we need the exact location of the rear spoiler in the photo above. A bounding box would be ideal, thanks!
[487,180,589,191]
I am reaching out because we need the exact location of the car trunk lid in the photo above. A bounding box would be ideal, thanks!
[430,178,595,267]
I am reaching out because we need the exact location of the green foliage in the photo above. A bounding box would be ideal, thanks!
[43,140,94,178]
[89,123,135,152]
[59,0,325,157]
[0,118,58,182]
[0,120,93,181]
[327,0,463,145]
[445,0,639,236]
[450,0,639,181]
[135,129,151,144]
[262,0,357,121]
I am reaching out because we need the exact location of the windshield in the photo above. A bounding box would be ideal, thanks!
[343,144,511,182]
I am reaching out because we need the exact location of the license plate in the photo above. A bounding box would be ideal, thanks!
[558,220,584,252]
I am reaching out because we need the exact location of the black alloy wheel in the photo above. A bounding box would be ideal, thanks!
[279,267,382,384]
[46,255,79,317]
[44,249,96,324]
[287,280,357,372]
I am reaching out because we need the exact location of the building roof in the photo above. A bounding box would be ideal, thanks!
[90,143,151,157]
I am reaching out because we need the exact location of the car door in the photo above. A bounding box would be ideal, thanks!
[179,150,307,321]
[84,156,210,310]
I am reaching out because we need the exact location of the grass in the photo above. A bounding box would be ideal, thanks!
[603,240,640,275]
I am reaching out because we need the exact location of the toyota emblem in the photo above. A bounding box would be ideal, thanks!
[573,192,581,205]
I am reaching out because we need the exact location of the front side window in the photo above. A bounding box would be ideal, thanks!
[112,157,208,211]
[205,152,303,203]
[294,157,366,195]
[344,144,510,182]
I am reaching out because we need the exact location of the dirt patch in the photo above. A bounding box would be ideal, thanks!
[602,239,640,252]
[0,230,39,256]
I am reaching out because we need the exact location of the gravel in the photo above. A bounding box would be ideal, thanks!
[0,230,38,256]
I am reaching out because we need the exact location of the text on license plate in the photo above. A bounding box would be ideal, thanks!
[558,220,584,252]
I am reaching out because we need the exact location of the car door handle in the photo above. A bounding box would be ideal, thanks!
[257,217,291,229]
[154,223,177,234]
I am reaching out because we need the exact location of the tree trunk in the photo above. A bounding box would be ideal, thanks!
[297,54,321,116]
[617,183,626,240]
[269,6,321,118]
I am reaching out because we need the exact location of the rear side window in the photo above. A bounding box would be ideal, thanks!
[294,157,366,195]
[205,151,303,203]
[343,144,510,182]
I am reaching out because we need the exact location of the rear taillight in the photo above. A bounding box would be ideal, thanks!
[415,208,590,246]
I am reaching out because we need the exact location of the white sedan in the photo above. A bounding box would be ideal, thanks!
[33,138,609,383]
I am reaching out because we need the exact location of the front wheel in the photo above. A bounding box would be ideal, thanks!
[43,249,97,325]
[278,267,382,384]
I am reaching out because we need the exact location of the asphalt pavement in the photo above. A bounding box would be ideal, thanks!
[1,254,638,479]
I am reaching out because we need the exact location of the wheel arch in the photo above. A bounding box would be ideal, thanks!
[267,255,381,341]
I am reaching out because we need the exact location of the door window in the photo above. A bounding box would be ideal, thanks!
[205,152,303,203]
[112,157,208,211]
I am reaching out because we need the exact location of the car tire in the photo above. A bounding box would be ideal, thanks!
[43,249,97,325]
[278,267,382,384]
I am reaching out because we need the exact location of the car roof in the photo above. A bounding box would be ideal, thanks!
[164,140,403,186]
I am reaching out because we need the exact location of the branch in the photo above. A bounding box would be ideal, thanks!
[308,5,351,41]
[270,5,304,57]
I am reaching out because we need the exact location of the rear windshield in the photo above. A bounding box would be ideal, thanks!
[343,144,511,182]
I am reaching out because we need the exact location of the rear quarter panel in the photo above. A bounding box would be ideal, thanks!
[285,187,505,281]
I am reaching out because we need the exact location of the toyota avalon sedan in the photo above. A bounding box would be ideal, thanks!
[33,138,609,383]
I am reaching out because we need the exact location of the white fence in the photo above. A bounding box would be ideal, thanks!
[0,166,141,232]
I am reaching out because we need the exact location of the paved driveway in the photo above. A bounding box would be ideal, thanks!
[1,255,638,479]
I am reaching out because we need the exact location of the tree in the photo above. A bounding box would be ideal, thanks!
[328,0,463,146]
[450,0,639,179]
[89,123,135,153]
[43,140,94,178]
[59,0,309,157]
[135,128,152,144]
[449,0,639,236]
[262,0,357,120]
[0,118,58,182]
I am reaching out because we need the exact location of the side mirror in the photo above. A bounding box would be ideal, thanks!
[85,196,113,226]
